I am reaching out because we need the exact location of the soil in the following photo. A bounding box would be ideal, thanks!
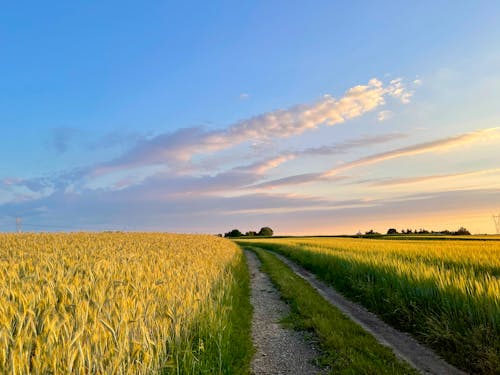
[245,250,325,375]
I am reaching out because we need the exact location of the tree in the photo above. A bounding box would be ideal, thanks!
[245,231,257,236]
[257,227,274,236]
[224,229,243,238]
[387,228,398,235]
[455,227,471,235]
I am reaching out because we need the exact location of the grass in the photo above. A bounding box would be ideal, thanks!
[248,246,417,375]
[239,237,500,374]
[166,251,253,374]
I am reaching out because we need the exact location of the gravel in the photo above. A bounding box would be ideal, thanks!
[272,251,466,375]
[245,250,324,375]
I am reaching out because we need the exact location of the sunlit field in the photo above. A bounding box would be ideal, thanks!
[0,233,250,374]
[238,237,500,374]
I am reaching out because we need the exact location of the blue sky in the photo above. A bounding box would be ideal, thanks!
[1,1,500,234]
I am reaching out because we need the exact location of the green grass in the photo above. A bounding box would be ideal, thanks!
[241,239,500,374]
[165,252,253,374]
[248,247,417,375]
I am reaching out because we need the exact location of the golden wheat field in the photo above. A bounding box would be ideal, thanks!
[0,232,242,374]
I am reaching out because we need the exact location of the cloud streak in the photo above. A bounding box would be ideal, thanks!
[367,168,500,187]
[253,127,500,188]
[322,127,500,177]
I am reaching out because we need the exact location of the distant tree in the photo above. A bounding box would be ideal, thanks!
[224,229,243,238]
[454,227,471,235]
[365,229,380,235]
[257,227,274,236]
[387,228,398,235]
[245,231,257,236]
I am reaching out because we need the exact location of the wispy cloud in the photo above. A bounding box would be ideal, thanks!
[49,127,80,154]
[254,127,500,188]
[299,133,407,156]
[94,78,413,175]
[367,168,500,187]
[377,110,393,122]
[237,154,297,175]
[322,127,500,177]
[3,182,498,234]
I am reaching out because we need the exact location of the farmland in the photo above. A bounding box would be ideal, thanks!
[3,232,499,374]
[238,237,500,374]
[0,233,251,374]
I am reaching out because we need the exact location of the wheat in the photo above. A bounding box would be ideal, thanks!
[0,232,240,374]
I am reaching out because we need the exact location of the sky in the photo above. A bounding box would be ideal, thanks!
[1,1,500,234]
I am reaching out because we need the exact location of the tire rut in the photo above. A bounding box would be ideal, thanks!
[269,250,466,375]
[245,250,324,375]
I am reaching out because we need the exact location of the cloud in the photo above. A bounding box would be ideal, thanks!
[10,131,407,197]
[366,168,500,187]
[253,173,323,189]
[0,78,417,225]
[387,78,413,104]
[377,110,393,122]
[86,131,144,150]
[237,154,296,174]
[322,127,500,177]
[50,127,80,154]
[47,128,146,156]
[3,182,499,234]
[95,78,413,175]
[239,93,250,100]
[300,133,407,156]
[254,127,500,188]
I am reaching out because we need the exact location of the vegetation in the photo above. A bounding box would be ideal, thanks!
[257,227,274,236]
[386,227,471,235]
[224,229,243,238]
[224,227,273,238]
[238,237,500,374]
[0,232,252,374]
[249,247,417,374]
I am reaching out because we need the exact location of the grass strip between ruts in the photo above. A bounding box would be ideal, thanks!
[249,247,417,375]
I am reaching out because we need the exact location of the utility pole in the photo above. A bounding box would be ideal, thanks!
[493,214,500,235]
[15,217,22,233]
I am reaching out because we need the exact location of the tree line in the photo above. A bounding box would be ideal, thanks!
[222,227,274,238]
[362,227,471,236]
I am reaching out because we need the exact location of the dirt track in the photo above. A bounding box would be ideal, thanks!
[271,251,466,375]
[245,250,324,375]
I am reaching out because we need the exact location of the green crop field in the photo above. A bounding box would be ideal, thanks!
[238,237,500,374]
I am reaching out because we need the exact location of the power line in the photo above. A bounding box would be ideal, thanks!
[493,214,500,235]
[15,217,22,233]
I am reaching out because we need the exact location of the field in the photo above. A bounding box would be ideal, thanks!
[4,232,499,374]
[0,233,251,374]
[238,237,500,374]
